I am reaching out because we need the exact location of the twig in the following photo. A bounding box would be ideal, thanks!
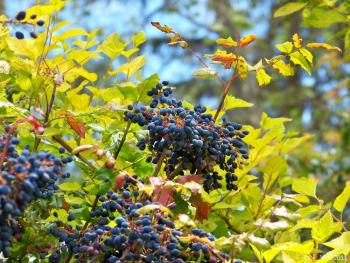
[113,120,132,160]
[152,149,167,177]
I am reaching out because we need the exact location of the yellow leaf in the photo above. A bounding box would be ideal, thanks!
[98,33,127,59]
[289,51,311,75]
[256,68,271,86]
[132,31,146,47]
[271,60,295,77]
[109,55,146,78]
[292,33,302,48]
[299,48,313,63]
[333,182,350,213]
[306,42,342,52]
[292,177,316,198]
[276,41,293,53]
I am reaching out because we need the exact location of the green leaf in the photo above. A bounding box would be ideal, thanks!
[292,177,317,197]
[274,2,307,17]
[333,182,350,213]
[256,68,271,86]
[275,41,293,53]
[59,182,82,192]
[192,68,217,78]
[303,7,346,28]
[289,51,311,75]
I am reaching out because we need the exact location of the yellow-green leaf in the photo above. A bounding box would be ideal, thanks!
[59,182,82,191]
[311,211,342,243]
[289,51,311,75]
[276,41,293,53]
[256,68,271,86]
[274,2,307,18]
[216,37,237,48]
[109,55,146,78]
[333,182,350,213]
[132,31,146,47]
[299,48,313,63]
[292,177,317,197]
[98,33,127,59]
[272,60,295,77]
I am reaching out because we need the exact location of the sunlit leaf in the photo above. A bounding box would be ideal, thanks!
[333,182,350,213]
[216,37,237,48]
[273,2,307,17]
[275,41,293,53]
[306,43,341,52]
[238,34,256,47]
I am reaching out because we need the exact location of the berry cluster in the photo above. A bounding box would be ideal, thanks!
[0,133,71,257]
[47,177,229,263]
[125,81,249,192]
[12,10,45,40]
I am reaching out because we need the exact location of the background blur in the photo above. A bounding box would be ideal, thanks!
[3,0,350,202]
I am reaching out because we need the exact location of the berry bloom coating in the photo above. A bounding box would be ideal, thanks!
[0,133,72,257]
[125,81,249,192]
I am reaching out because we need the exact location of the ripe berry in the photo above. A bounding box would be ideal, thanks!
[30,14,37,19]
[15,11,26,21]
[30,32,38,39]
[37,20,45,26]
[15,31,24,39]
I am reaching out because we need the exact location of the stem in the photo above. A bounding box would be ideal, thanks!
[152,149,167,177]
[213,73,239,121]
[169,162,184,179]
[113,121,132,160]
[52,135,97,170]
[44,83,57,125]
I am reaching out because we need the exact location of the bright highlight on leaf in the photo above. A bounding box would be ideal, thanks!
[256,68,271,86]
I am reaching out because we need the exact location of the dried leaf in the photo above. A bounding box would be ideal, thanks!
[67,115,85,138]
[151,22,174,34]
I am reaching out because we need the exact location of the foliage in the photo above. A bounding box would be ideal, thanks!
[0,1,349,262]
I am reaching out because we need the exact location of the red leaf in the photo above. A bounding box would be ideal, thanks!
[149,177,174,206]
[176,175,203,184]
[190,193,210,221]
[67,116,85,138]
[154,187,173,206]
